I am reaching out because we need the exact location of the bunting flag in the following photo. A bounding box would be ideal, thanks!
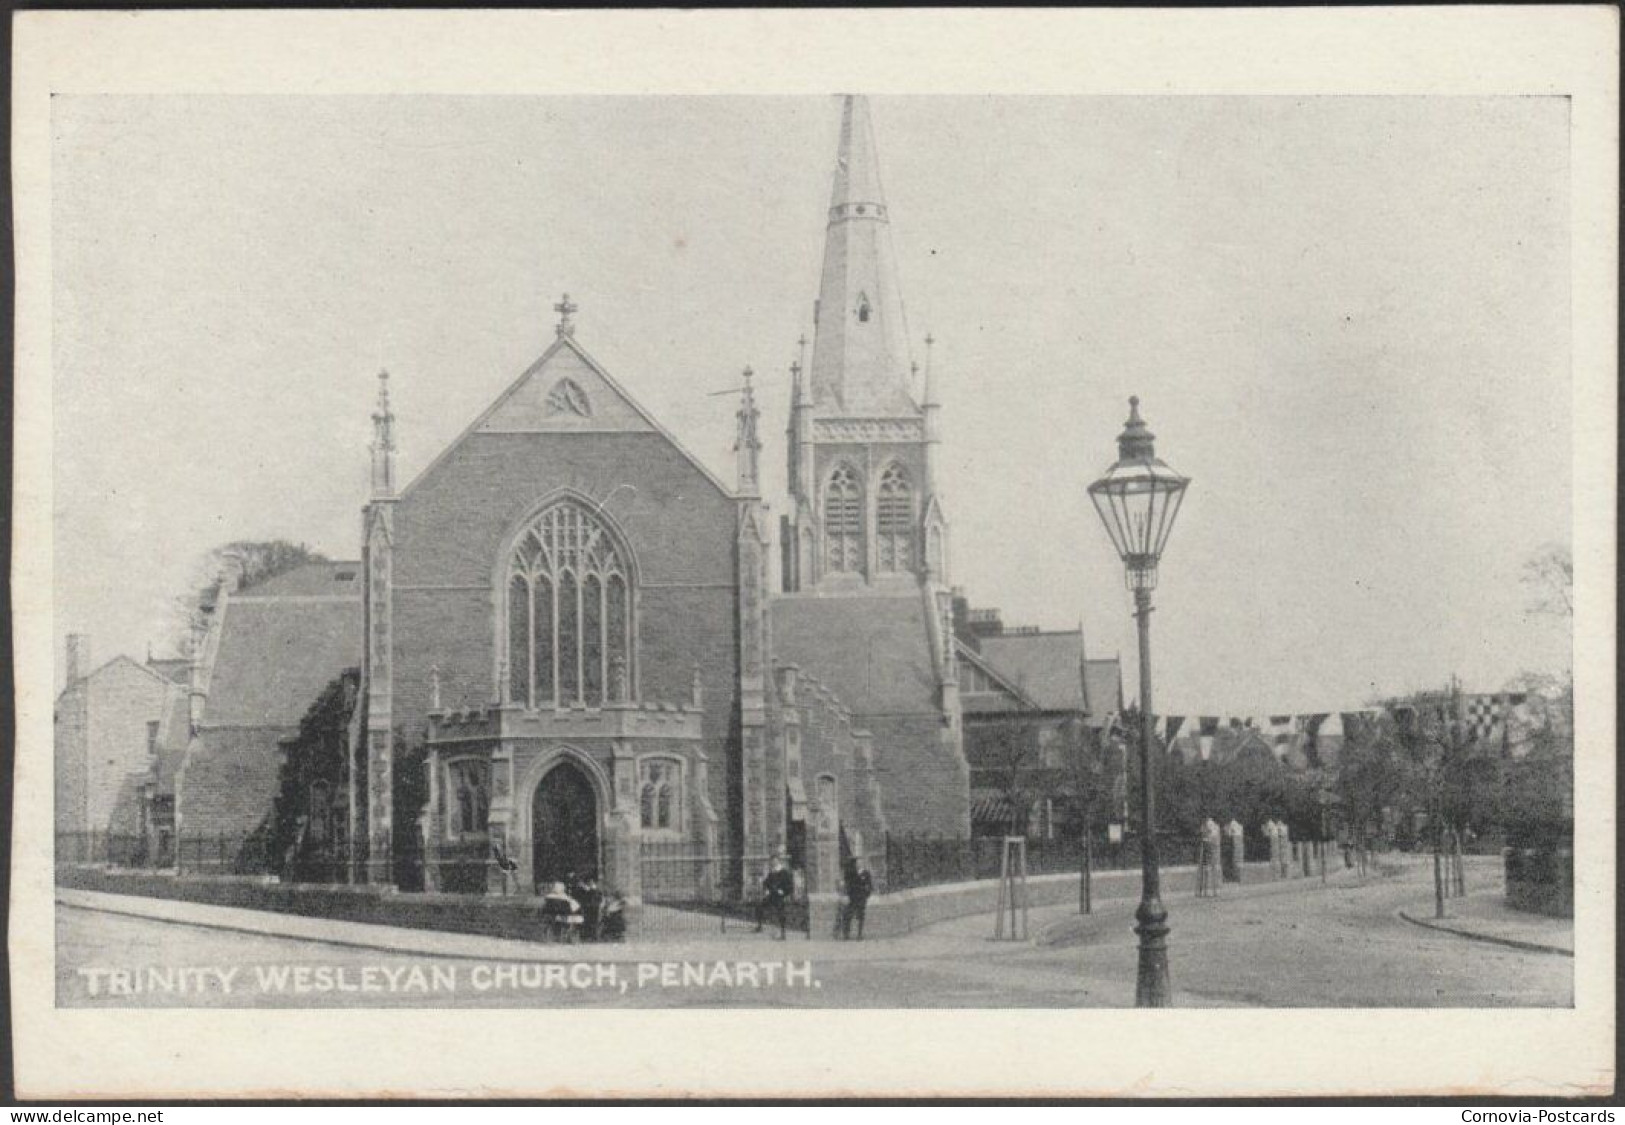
[1300,713,1330,768]
[1461,693,1534,745]
[1198,716,1220,761]
[1502,692,1535,756]
[1268,714,1295,746]
[1163,715,1187,747]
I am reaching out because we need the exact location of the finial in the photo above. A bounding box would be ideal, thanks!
[1116,395,1156,461]
[430,664,442,710]
[370,367,397,497]
[554,293,578,338]
[921,333,940,408]
[371,369,395,449]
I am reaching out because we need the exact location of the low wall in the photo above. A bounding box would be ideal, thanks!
[846,860,1286,939]
[55,866,635,944]
[62,856,1312,945]
[1504,847,1573,918]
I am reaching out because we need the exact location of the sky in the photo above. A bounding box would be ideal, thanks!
[51,95,1572,712]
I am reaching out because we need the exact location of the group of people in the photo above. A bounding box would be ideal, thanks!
[751,854,874,941]
[538,872,626,943]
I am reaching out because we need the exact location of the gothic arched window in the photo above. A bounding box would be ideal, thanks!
[877,463,914,573]
[816,774,839,833]
[638,758,681,834]
[824,465,864,574]
[505,500,633,708]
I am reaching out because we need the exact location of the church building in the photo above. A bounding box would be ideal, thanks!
[145,95,1114,906]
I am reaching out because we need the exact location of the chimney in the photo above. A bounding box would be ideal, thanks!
[65,634,90,684]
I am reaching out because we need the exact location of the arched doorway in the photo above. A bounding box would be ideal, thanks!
[531,761,600,892]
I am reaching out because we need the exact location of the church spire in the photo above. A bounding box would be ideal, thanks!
[808,95,916,416]
[370,368,395,499]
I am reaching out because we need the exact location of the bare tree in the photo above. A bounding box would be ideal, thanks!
[167,539,331,651]
[1522,543,1573,617]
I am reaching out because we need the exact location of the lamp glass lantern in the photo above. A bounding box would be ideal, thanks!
[1087,397,1190,589]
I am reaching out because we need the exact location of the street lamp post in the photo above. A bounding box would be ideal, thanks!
[1088,396,1190,1008]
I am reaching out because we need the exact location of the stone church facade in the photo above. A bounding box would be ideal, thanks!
[342,94,968,902]
[80,96,1119,905]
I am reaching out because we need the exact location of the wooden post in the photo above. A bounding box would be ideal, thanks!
[1080,828,1093,915]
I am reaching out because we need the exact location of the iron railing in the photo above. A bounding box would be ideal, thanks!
[882,832,1204,892]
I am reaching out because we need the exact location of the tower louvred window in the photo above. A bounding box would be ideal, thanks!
[505,500,633,708]
[877,463,914,572]
[824,465,864,574]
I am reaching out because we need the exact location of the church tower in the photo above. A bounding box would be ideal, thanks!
[784,95,950,594]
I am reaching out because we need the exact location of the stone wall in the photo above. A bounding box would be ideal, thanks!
[57,865,630,944]
[54,661,174,835]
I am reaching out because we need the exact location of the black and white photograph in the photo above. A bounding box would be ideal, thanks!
[11,7,1616,1101]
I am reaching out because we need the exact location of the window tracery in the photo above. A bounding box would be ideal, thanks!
[638,758,682,833]
[824,464,864,574]
[506,500,633,708]
[877,462,914,572]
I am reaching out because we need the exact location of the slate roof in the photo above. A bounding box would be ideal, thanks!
[203,570,362,728]
[146,658,191,685]
[770,594,940,716]
[239,560,362,598]
[976,631,1085,712]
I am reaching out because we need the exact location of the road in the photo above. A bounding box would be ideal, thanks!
[56,858,1571,1008]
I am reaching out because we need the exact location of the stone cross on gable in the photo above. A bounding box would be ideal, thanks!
[554,293,578,338]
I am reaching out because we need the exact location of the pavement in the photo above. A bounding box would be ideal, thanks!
[1396,874,1574,956]
[55,853,1572,1007]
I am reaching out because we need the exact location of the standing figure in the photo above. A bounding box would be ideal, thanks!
[1199,817,1222,897]
[540,881,583,943]
[754,855,794,940]
[840,857,874,940]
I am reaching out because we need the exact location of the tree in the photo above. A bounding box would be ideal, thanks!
[1334,715,1410,852]
[169,538,331,649]
[983,721,1039,836]
[1522,543,1573,617]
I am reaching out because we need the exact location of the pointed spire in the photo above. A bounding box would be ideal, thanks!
[829,94,888,220]
[808,95,916,415]
[370,369,396,498]
[792,335,812,407]
[921,332,939,407]
[734,366,761,496]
